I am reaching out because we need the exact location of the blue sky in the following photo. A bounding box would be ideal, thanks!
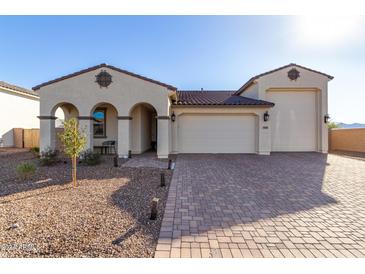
[0,16,364,123]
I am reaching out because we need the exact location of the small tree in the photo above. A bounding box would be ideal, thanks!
[328,121,340,129]
[58,118,86,187]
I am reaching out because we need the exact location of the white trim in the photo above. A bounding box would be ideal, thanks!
[0,86,39,101]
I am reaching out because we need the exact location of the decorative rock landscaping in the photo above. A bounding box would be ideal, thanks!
[0,148,172,257]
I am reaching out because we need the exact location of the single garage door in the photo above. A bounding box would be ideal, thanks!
[267,90,317,151]
[178,114,256,153]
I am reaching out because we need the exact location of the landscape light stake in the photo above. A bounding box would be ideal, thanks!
[150,198,159,220]
[113,155,119,167]
[168,159,172,170]
[160,172,165,187]
[128,150,132,159]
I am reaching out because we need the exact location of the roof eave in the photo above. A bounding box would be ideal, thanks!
[32,63,177,91]
[0,86,39,100]
[172,104,274,108]
[234,63,334,95]
[0,83,39,99]
[234,79,257,95]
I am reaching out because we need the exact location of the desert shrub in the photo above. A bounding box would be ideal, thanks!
[39,147,59,166]
[80,149,101,166]
[30,147,40,156]
[30,147,39,153]
[16,162,36,180]
[327,121,340,129]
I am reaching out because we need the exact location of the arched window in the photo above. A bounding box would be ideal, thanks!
[93,107,106,138]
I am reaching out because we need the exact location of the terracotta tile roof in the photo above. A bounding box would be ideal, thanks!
[32,63,177,91]
[235,63,334,95]
[175,90,274,107]
[0,81,38,98]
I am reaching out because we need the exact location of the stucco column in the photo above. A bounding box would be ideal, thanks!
[258,111,271,155]
[157,117,170,159]
[38,116,56,153]
[78,117,92,151]
[320,88,329,153]
[118,117,131,158]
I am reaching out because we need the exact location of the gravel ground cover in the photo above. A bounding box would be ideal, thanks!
[0,148,172,257]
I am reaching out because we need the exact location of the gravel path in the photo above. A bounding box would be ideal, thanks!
[0,148,172,257]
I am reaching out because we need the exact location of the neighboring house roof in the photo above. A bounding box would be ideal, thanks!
[0,81,39,98]
[174,90,274,107]
[235,63,334,95]
[32,63,177,91]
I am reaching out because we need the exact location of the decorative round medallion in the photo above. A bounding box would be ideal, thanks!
[287,68,300,81]
[95,70,112,88]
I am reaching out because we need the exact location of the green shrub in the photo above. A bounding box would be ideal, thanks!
[39,147,59,166]
[30,147,39,153]
[16,162,36,180]
[30,147,40,156]
[328,121,340,129]
[80,149,101,166]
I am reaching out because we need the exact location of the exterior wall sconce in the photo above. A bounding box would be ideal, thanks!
[263,111,270,122]
[324,114,330,124]
[171,112,176,122]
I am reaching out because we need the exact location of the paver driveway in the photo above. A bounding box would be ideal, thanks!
[155,153,365,258]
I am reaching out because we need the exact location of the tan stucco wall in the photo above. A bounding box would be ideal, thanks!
[60,105,79,121]
[131,105,142,153]
[39,67,170,117]
[330,128,365,153]
[242,65,330,153]
[241,83,259,99]
[38,64,330,157]
[38,67,171,158]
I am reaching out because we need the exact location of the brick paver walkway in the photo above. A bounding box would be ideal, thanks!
[122,152,169,169]
[155,153,365,258]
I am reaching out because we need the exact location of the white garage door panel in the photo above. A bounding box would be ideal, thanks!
[268,91,317,151]
[178,114,256,153]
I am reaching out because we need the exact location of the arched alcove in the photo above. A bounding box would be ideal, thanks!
[89,102,119,154]
[129,102,158,154]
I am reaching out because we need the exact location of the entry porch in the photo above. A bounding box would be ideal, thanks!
[39,102,170,158]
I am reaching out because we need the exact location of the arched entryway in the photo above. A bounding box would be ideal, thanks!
[90,102,118,154]
[51,102,79,152]
[129,103,158,154]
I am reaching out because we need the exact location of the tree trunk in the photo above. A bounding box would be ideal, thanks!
[72,121,77,188]
[72,155,77,187]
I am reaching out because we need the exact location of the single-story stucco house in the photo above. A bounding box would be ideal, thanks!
[0,81,39,147]
[33,63,333,158]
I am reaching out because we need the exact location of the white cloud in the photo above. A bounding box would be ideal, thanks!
[292,16,365,49]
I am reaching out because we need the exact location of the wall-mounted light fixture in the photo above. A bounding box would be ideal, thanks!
[171,112,176,122]
[324,114,330,124]
[263,111,270,122]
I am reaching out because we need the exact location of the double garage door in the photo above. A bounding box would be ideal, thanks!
[178,114,256,153]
